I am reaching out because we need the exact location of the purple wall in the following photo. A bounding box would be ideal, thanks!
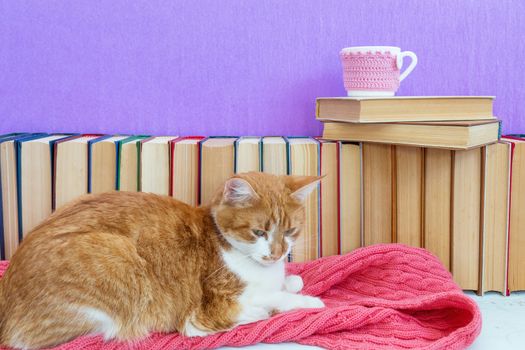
[1,0,524,136]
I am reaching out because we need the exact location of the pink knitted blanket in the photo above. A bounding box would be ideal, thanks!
[0,244,481,350]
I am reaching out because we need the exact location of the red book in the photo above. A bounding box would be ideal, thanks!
[501,136,525,294]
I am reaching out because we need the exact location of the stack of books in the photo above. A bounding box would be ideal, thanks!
[316,96,515,296]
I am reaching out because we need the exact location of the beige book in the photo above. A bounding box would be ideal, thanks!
[171,138,201,206]
[503,137,525,292]
[288,138,319,262]
[140,136,178,195]
[200,138,237,205]
[0,139,20,258]
[118,138,143,192]
[316,96,494,123]
[395,146,423,247]
[262,137,287,175]
[322,120,500,149]
[90,136,127,194]
[423,148,452,270]
[235,137,261,173]
[451,148,483,291]
[339,142,362,254]
[362,143,393,246]
[19,135,68,237]
[481,142,511,295]
[319,140,339,257]
[55,136,99,210]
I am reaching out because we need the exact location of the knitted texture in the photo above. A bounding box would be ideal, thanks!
[0,244,481,350]
[340,51,400,91]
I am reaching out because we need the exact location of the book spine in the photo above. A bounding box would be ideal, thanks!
[505,142,516,296]
[169,140,175,197]
[318,141,323,257]
[359,143,364,247]
[87,135,113,194]
[258,138,263,172]
[16,139,23,243]
[87,141,94,193]
[197,138,207,206]
[478,146,487,296]
[315,139,321,259]
[283,137,291,175]
[338,142,342,255]
[233,138,239,174]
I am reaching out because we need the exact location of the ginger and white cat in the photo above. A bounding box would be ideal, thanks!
[0,172,324,349]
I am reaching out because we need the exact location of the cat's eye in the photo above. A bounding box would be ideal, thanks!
[252,229,267,238]
[284,228,297,236]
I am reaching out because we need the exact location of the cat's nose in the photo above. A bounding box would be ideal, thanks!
[262,253,281,261]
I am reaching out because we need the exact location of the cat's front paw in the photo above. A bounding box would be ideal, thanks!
[300,295,325,309]
[284,275,304,293]
[237,305,271,325]
[274,293,325,312]
[182,320,214,337]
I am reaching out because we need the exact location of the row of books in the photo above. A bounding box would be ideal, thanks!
[0,134,324,264]
[1,130,524,295]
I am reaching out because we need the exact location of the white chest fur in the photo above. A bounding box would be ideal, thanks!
[219,246,323,327]
[220,247,285,291]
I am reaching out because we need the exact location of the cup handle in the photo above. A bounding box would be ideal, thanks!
[397,51,418,82]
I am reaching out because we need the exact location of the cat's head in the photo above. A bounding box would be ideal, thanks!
[211,172,321,266]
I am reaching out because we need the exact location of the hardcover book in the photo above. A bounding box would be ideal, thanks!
[88,135,128,194]
[362,143,393,246]
[423,148,453,270]
[199,137,238,205]
[481,141,512,295]
[451,148,483,292]
[140,136,178,195]
[322,119,500,149]
[17,134,69,238]
[261,137,288,175]
[170,137,204,206]
[316,96,494,123]
[235,137,262,174]
[339,142,362,254]
[287,137,320,262]
[318,139,340,257]
[54,135,100,210]
[116,136,149,192]
[0,133,29,259]
[502,136,525,293]
[394,146,423,247]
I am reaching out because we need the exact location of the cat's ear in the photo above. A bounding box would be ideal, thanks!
[285,175,323,203]
[222,177,258,206]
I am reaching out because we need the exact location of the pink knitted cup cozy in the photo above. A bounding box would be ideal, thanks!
[0,244,482,350]
[340,51,400,93]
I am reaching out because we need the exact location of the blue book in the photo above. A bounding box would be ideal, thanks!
[0,133,31,259]
[116,135,150,191]
[88,135,128,193]
[16,134,71,241]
